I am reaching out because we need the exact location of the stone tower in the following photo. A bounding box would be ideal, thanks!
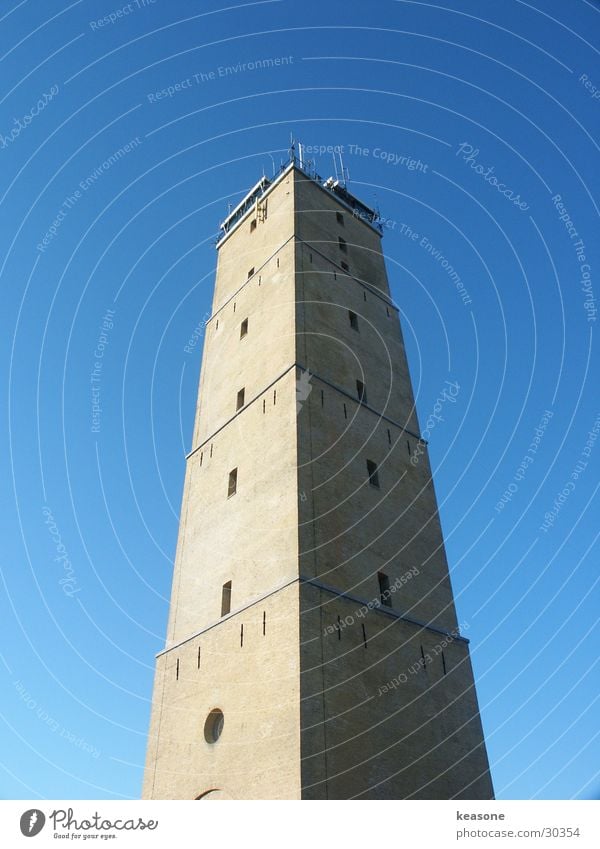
[142,157,494,800]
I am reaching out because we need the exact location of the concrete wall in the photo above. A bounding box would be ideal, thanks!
[299,583,493,799]
[143,584,301,800]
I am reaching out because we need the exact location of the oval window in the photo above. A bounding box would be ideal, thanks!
[204,709,224,743]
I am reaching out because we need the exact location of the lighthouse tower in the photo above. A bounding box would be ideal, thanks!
[142,156,494,800]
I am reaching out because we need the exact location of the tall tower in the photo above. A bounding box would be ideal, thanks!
[142,157,494,800]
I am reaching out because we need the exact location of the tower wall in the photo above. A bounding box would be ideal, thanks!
[143,162,494,800]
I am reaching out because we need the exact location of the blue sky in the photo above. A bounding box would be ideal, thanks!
[1,0,599,800]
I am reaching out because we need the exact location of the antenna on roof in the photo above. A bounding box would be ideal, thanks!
[265,152,276,177]
[338,151,347,187]
[332,152,339,183]
[289,133,296,164]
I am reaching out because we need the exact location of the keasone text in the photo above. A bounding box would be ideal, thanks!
[456,811,505,820]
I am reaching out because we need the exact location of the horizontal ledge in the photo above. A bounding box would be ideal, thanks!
[300,577,468,644]
[186,363,425,461]
[156,575,467,658]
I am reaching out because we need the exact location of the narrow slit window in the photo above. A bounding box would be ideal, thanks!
[356,379,367,404]
[247,267,255,279]
[343,403,347,419]
[309,253,313,263]
[420,645,426,666]
[386,306,390,317]
[349,310,359,331]
[221,581,232,616]
[407,440,411,456]
[362,624,368,649]
[337,615,342,640]
[336,211,345,226]
[233,302,236,313]
[216,319,219,330]
[442,651,447,675]
[197,646,201,669]
[263,399,266,414]
[176,658,179,680]
[263,611,266,636]
[273,389,277,405]
[240,624,244,647]
[236,388,245,411]
[276,257,280,268]
[363,291,367,301]
[341,261,349,272]
[338,236,347,253]
[321,389,324,407]
[200,451,203,467]
[210,443,213,458]
[367,459,380,488]
[250,219,257,232]
[378,572,392,607]
[240,318,248,338]
[228,467,238,497]
[387,428,392,446]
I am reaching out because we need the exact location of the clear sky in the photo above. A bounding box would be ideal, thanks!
[1,0,599,801]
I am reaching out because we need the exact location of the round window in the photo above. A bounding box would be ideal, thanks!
[204,709,224,743]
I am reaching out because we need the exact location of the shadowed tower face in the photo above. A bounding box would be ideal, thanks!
[142,160,494,800]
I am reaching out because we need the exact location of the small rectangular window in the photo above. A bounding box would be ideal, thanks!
[338,236,347,253]
[221,581,232,616]
[378,572,392,607]
[356,379,367,404]
[250,219,257,232]
[336,211,344,226]
[236,388,245,410]
[228,467,238,497]
[341,261,349,272]
[367,459,380,488]
[240,318,248,338]
[248,267,255,279]
[349,310,359,331]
